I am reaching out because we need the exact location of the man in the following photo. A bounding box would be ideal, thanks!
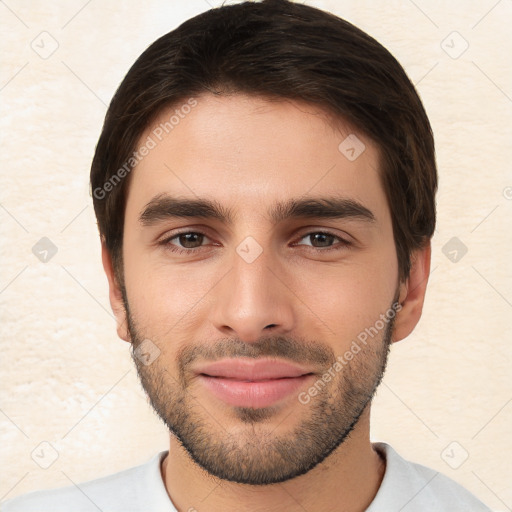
[2,0,493,510]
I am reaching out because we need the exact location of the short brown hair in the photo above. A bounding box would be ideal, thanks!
[90,0,437,282]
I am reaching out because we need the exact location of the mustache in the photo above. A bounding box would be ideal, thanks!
[177,336,336,374]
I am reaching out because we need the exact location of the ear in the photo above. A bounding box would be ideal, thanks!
[101,240,131,343]
[393,242,431,343]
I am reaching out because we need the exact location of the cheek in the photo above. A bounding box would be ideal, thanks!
[293,250,398,346]
[122,245,218,330]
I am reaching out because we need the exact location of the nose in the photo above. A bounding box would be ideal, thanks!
[210,247,296,343]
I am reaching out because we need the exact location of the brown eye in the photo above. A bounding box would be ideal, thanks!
[296,232,349,250]
[308,233,336,248]
[159,231,213,254]
[176,233,205,249]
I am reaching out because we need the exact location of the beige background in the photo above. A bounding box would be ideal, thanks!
[1,0,511,510]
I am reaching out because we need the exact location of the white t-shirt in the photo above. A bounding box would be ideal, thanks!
[2,442,492,511]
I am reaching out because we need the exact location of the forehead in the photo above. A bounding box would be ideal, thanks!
[125,93,389,225]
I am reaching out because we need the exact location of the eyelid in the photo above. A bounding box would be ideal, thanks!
[159,228,213,245]
[293,226,353,244]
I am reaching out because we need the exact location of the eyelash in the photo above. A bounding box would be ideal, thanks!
[158,230,352,255]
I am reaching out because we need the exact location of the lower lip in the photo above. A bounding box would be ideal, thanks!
[198,374,314,408]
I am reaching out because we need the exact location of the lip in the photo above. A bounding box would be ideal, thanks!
[195,358,315,408]
[195,358,313,380]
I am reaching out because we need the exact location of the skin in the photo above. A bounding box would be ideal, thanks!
[102,94,430,512]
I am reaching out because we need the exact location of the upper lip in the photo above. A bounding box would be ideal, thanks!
[195,358,314,381]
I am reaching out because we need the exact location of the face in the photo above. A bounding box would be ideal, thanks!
[111,94,409,485]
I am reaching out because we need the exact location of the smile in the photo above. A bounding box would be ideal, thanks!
[195,358,316,408]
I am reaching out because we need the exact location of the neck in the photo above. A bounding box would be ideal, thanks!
[161,407,385,512]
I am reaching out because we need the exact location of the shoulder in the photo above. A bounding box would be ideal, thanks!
[368,442,493,512]
[1,451,172,512]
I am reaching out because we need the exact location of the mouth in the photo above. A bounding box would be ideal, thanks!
[194,358,316,408]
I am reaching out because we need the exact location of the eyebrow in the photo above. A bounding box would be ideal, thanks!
[139,194,376,226]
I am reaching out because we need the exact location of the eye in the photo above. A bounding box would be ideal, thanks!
[294,231,351,252]
[158,229,352,256]
[159,231,212,254]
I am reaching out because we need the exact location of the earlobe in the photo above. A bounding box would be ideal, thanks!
[393,242,431,343]
[101,240,131,343]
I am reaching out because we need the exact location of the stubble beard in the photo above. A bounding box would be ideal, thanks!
[126,299,395,485]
